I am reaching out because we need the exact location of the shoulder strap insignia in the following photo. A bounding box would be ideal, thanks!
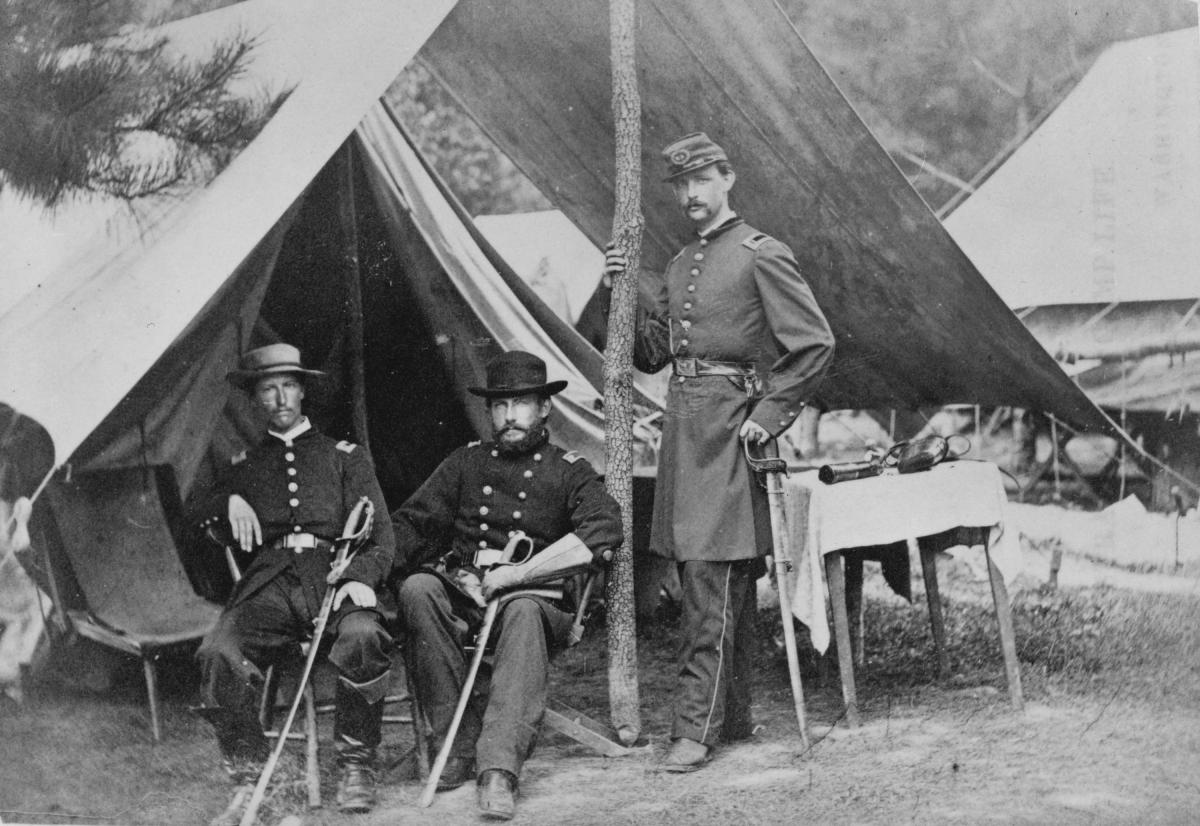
[742,232,772,251]
[467,440,482,448]
[561,450,582,464]
[336,440,357,454]
[231,450,247,465]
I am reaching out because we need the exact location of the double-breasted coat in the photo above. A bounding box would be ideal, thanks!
[390,436,622,777]
[636,217,834,561]
[392,438,622,581]
[200,425,395,614]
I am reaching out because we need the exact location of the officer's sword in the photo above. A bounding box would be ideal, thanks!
[744,439,810,749]
[418,531,533,808]
[239,496,375,826]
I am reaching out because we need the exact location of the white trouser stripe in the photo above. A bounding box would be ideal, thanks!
[699,563,734,742]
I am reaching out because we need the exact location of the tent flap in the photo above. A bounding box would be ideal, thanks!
[0,0,456,465]
[419,0,1112,432]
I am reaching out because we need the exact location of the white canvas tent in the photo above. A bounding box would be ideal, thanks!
[0,0,640,506]
[945,27,1200,309]
[944,27,1200,416]
[0,0,454,469]
[474,211,604,326]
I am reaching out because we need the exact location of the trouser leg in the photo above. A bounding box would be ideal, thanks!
[196,583,299,765]
[397,572,483,759]
[722,567,758,739]
[672,558,759,746]
[476,597,570,778]
[328,607,393,765]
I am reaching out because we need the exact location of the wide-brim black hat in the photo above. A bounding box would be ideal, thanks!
[225,343,325,390]
[468,350,568,399]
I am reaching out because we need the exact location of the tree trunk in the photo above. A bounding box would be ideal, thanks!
[605,0,644,746]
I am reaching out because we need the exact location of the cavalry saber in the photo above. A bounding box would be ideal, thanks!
[745,440,811,750]
[239,496,374,826]
[418,531,532,808]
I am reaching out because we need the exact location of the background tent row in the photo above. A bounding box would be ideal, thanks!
[943,26,1200,506]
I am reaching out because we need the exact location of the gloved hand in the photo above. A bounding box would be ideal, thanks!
[481,563,526,601]
[332,580,377,611]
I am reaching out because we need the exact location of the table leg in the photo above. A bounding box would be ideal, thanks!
[985,546,1024,710]
[824,552,859,727]
[914,538,949,678]
[844,554,865,668]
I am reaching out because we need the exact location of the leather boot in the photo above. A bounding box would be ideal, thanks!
[477,768,517,821]
[437,755,476,791]
[336,755,378,814]
[333,676,384,813]
[194,706,268,782]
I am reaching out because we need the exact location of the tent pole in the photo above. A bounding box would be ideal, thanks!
[336,141,370,449]
[1050,415,1062,500]
[1118,361,1128,500]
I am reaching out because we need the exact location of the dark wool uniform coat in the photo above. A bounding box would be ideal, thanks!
[200,424,396,614]
[392,438,622,582]
[636,217,834,562]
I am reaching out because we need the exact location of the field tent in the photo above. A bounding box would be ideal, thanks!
[944,27,1200,417]
[417,0,1112,433]
[0,0,1122,530]
[0,0,659,527]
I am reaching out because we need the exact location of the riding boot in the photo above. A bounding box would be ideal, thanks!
[334,675,385,813]
[194,706,269,782]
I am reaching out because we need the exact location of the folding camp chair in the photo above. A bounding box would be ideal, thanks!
[409,567,632,788]
[41,465,223,741]
[208,525,425,807]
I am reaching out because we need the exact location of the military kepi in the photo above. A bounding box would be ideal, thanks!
[226,342,325,390]
[661,132,729,181]
[468,351,568,399]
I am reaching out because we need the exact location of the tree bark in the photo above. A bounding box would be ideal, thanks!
[605,0,644,745]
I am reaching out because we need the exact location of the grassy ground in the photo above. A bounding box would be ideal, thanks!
[2,574,1199,825]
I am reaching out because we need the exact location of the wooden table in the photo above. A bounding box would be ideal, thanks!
[785,460,1024,726]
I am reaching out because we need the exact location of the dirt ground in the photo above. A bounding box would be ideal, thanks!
[3,523,1200,826]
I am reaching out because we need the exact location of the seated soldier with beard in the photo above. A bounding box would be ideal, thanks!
[391,351,622,821]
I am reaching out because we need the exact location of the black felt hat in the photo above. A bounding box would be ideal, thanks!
[468,351,567,399]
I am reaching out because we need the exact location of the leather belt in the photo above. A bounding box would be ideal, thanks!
[275,533,325,550]
[672,357,755,378]
[472,543,535,569]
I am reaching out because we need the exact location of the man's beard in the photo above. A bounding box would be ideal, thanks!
[494,422,550,456]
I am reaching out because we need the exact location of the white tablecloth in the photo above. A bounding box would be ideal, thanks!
[784,460,1021,653]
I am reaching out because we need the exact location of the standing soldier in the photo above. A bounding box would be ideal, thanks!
[194,343,395,819]
[391,350,622,821]
[604,132,834,770]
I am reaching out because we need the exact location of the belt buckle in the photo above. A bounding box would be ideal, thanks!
[674,357,698,377]
[281,532,318,551]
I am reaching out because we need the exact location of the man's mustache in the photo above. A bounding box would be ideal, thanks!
[498,425,528,436]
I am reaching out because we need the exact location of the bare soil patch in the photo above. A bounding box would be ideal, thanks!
[3,545,1199,825]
